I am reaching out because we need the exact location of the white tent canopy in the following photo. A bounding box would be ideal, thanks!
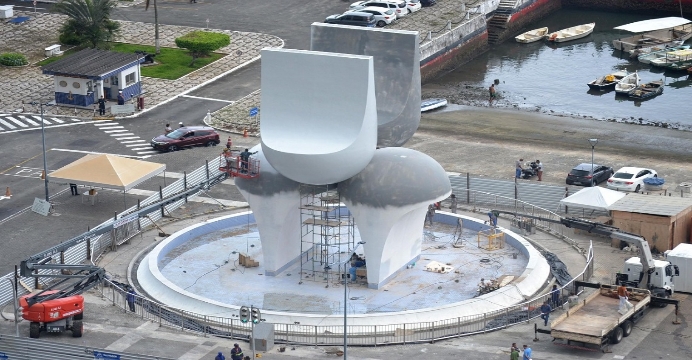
[614,17,691,33]
[48,154,166,191]
[559,187,627,211]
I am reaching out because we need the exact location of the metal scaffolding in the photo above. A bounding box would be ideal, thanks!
[298,184,354,286]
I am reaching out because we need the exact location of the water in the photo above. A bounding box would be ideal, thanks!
[430,9,692,128]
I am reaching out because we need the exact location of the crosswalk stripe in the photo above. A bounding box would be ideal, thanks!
[125,143,147,147]
[93,122,115,126]
[99,126,124,130]
[104,129,128,133]
[111,133,134,137]
[0,118,15,129]
[130,146,152,151]
[19,116,40,126]
[30,115,51,124]
[5,117,28,128]
[50,117,65,124]
[120,140,145,144]
[116,136,140,140]
[136,151,159,155]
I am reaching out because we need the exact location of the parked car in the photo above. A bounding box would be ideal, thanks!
[404,0,422,13]
[420,0,436,6]
[350,0,408,18]
[325,11,377,27]
[348,7,396,27]
[566,163,614,187]
[606,167,658,192]
[151,126,220,152]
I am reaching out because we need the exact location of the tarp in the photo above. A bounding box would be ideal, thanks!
[614,17,691,33]
[48,154,165,191]
[559,187,627,211]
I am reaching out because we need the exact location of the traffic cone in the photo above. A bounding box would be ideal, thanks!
[41,170,46,180]
[5,187,10,197]
[243,129,248,138]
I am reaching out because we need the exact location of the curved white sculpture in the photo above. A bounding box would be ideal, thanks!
[260,48,378,185]
[235,145,302,275]
[311,24,421,147]
[338,148,451,288]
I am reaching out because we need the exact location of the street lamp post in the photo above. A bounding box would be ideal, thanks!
[30,101,54,202]
[588,138,598,186]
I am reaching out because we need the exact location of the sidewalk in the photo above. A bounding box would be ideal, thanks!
[1,201,639,360]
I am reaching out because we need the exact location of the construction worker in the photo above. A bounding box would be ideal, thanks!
[226,136,232,149]
[239,148,257,173]
[126,289,136,312]
[348,254,366,283]
[230,344,243,360]
[215,352,225,360]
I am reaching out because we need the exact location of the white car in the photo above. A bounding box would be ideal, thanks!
[606,167,658,192]
[404,0,422,13]
[350,0,408,18]
[349,7,396,27]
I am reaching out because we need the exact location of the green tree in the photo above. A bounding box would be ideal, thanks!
[53,0,120,49]
[144,0,160,54]
[175,31,230,66]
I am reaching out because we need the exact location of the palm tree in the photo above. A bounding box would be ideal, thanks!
[144,0,160,54]
[53,0,120,49]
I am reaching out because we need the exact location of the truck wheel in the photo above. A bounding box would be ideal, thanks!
[656,294,670,308]
[72,320,83,337]
[610,326,624,344]
[73,312,84,320]
[621,320,633,337]
[29,322,40,338]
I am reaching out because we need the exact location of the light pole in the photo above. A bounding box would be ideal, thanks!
[588,138,598,186]
[30,100,55,202]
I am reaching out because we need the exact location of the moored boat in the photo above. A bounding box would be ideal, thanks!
[628,81,664,100]
[612,17,692,54]
[547,23,595,43]
[421,98,447,112]
[650,49,692,68]
[515,27,549,43]
[587,71,629,91]
[638,45,690,64]
[615,71,640,95]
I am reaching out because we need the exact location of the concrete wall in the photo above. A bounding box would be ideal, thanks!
[420,14,488,83]
[563,0,692,15]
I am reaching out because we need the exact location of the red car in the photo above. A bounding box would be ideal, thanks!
[151,126,220,152]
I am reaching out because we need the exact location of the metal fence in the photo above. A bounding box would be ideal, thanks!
[1,164,594,347]
[0,157,225,308]
[0,334,172,360]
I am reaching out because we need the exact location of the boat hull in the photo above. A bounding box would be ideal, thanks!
[548,23,595,43]
[628,82,664,99]
[515,27,549,43]
[421,98,447,112]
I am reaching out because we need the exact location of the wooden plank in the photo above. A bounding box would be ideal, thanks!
[302,218,343,227]
[300,205,332,212]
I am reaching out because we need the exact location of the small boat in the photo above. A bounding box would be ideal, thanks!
[421,98,447,112]
[515,27,549,43]
[547,23,595,43]
[587,70,628,90]
[628,81,664,100]
[638,45,690,64]
[615,71,640,95]
[612,17,692,54]
[650,49,692,69]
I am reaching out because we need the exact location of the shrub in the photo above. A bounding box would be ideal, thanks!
[175,31,230,66]
[0,52,28,66]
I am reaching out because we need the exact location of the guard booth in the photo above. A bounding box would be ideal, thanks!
[41,48,144,107]
[218,150,260,179]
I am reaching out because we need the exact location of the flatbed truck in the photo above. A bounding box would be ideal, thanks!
[535,282,679,351]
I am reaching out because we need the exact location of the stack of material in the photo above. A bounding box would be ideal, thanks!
[239,253,259,268]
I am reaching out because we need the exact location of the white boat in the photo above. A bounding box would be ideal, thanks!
[515,27,549,43]
[612,17,692,54]
[638,44,690,64]
[421,98,447,112]
[615,71,640,95]
[547,23,595,43]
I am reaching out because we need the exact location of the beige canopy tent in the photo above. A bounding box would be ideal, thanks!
[48,154,166,191]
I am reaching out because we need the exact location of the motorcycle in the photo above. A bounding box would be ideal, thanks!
[521,161,539,179]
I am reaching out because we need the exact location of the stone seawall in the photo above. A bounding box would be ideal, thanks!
[420,14,488,83]
[563,0,692,15]
[508,0,563,34]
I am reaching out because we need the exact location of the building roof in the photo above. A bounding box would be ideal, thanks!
[42,48,143,80]
[608,193,692,216]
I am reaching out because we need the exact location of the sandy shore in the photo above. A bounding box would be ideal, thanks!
[407,104,692,190]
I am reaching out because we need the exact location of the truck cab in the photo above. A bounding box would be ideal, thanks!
[620,257,679,297]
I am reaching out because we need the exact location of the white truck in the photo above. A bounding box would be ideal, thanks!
[665,243,692,293]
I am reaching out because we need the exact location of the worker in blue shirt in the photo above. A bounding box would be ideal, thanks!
[215,352,225,360]
[522,344,532,360]
[540,300,552,326]
[349,254,366,283]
